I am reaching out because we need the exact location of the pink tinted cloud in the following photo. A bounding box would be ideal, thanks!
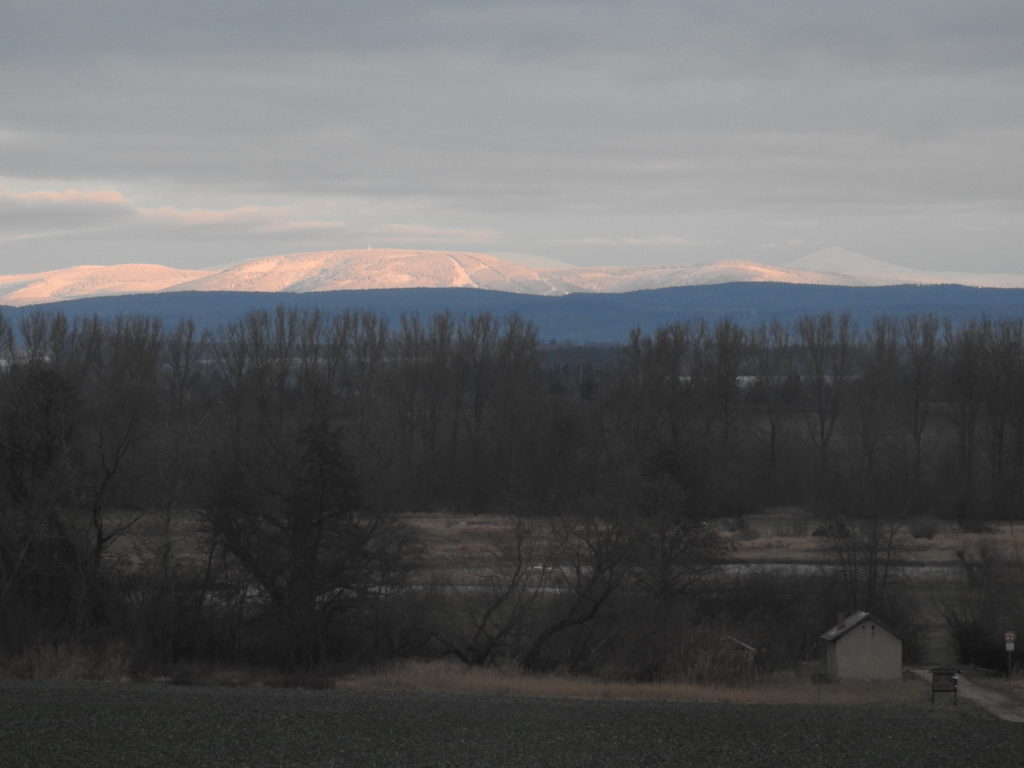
[1,185,346,239]
[6,188,130,206]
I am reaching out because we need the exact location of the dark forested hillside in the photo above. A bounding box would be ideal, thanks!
[4,282,1024,343]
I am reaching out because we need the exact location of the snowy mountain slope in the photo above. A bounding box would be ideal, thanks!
[2,247,1023,307]
[0,264,214,306]
[167,249,572,295]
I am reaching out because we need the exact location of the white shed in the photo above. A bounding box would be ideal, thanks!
[820,611,902,681]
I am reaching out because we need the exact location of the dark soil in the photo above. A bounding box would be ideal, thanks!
[0,679,1020,767]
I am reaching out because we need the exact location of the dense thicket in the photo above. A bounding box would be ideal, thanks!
[1,308,1021,675]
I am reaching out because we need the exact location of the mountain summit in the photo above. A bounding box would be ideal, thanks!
[168,249,571,295]
[2,247,1023,306]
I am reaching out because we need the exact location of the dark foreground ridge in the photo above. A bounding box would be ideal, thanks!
[6,282,1023,342]
[1,680,1018,768]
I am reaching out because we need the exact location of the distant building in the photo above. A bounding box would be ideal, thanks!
[820,611,902,681]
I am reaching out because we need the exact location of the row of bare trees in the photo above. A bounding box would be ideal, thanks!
[0,307,1022,672]
[627,313,1024,522]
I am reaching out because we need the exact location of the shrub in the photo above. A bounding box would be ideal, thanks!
[0,642,132,682]
[936,542,1024,670]
[908,517,940,539]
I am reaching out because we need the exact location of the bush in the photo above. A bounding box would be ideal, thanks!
[0,642,132,682]
[936,543,1024,670]
[812,522,851,538]
[770,514,810,538]
[908,516,940,539]
[943,615,1008,669]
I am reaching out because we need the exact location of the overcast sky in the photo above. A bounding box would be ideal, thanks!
[2,1,1023,274]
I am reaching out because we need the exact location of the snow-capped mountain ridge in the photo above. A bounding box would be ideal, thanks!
[2,248,1022,307]
[0,264,214,306]
[167,249,574,296]
[785,247,1024,288]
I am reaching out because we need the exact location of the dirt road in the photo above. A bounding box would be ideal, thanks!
[911,668,1024,722]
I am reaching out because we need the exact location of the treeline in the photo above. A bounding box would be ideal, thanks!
[1,308,1022,675]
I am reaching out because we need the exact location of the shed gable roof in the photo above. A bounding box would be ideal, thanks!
[820,611,901,642]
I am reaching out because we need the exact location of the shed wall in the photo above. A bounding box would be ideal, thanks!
[828,620,902,680]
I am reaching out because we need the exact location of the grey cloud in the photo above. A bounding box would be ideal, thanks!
[0,185,351,268]
[2,1,1023,273]
[7,1,1021,70]
[0,189,136,236]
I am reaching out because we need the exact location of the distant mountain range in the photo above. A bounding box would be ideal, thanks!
[3,247,1023,307]
[4,283,1023,345]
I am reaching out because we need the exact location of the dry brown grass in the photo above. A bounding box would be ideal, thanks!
[0,643,132,682]
[401,512,514,568]
[107,507,1024,575]
[402,510,1024,570]
[0,643,934,709]
[724,515,1024,568]
[339,660,931,707]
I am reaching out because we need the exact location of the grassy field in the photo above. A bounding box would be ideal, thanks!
[0,647,970,710]
[7,509,1016,767]
[401,508,1018,671]
[401,508,1024,569]
[115,504,1020,573]
[721,509,1024,566]
[103,506,1021,672]
[340,660,934,707]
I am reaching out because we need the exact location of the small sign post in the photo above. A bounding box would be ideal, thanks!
[930,667,959,705]
[1006,631,1016,678]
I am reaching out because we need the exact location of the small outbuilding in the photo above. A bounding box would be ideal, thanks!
[820,610,902,681]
